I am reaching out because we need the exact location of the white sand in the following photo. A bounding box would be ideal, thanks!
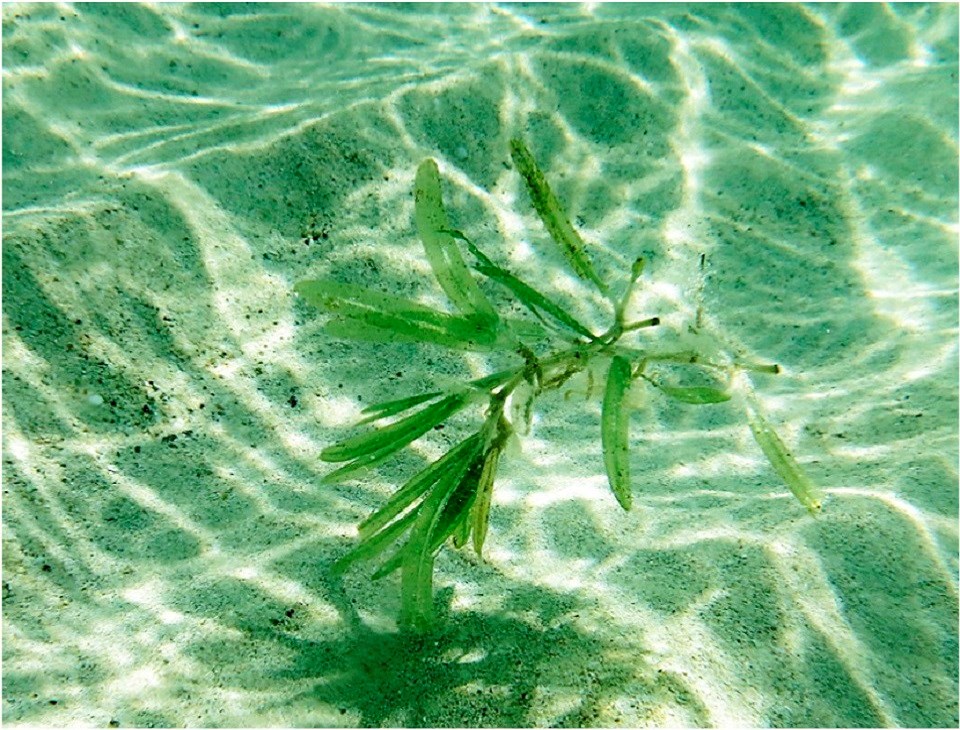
[3,3,957,727]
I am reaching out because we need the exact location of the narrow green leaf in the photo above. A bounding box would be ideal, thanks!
[321,392,471,463]
[359,310,501,350]
[369,437,483,582]
[601,355,633,511]
[323,429,476,485]
[323,313,503,352]
[452,509,472,549]
[616,257,647,325]
[371,547,404,581]
[469,366,524,393]
[321,444,402,484]
[369,445,484,584]
[473,259,596,340]
[321,317,414,345]
[296,279,442,322]
[372,465,481,580]
[439,228,494,267]
[471,445,502,557]
[509,138,609,297]
[359,391,444,424]
[748,412,823,515]
[297,278,505,351]
[426,454,485,552]
[414,159,499,322]
[454,232,595,340]
[358,433,484,540]
[374,476,485,578]
[331,506,420,576]
[655,383,731,404]
[399,456,474,631]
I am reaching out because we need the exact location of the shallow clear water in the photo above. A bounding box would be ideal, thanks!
[3,3,958,727]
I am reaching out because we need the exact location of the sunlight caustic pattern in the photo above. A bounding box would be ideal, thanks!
[3,3,957,727]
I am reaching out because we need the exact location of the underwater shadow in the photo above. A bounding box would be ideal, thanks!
[207,577,710,728]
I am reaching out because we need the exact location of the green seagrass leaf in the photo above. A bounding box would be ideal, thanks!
[360,310,502,350]
[414,159,499,323]
[399,458,467,631]
[469,366,524,392]
[295,279,440,321]
[331,507,420,577]
[601,355,633,511]
[451,512,471,549]
[297,278,505,351]
[656,384,731,405]
[362,437,484,580]
[368,444,482,584]
[359,391,445,424]
[471,445,502,557]
[321,392,472,464]
[369,463,484,577]
[427,452,486,552]
[371,546,404,581]
[321,317,445,347]
[321,446,398,484]
[747,410,822,515]
[322,314,498,352]
[509,138,610,298]
[358,433,484,540]
[468,249,596,340]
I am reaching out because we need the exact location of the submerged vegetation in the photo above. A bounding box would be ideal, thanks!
[295,138,823,632]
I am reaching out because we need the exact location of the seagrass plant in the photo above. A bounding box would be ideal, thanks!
[295,138,823,632]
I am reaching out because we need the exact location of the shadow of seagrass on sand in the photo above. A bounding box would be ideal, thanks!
[167,565,710,728]
[4,1,958,727]
[155,496,937,729]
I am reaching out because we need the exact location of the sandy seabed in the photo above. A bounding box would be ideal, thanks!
[3,3,958,727]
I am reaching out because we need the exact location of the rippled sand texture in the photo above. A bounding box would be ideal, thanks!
[3,3,958,727]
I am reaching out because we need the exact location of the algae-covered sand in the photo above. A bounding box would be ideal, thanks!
[3,3,958,727]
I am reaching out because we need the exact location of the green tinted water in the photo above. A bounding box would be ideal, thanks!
[3,3,957,726]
